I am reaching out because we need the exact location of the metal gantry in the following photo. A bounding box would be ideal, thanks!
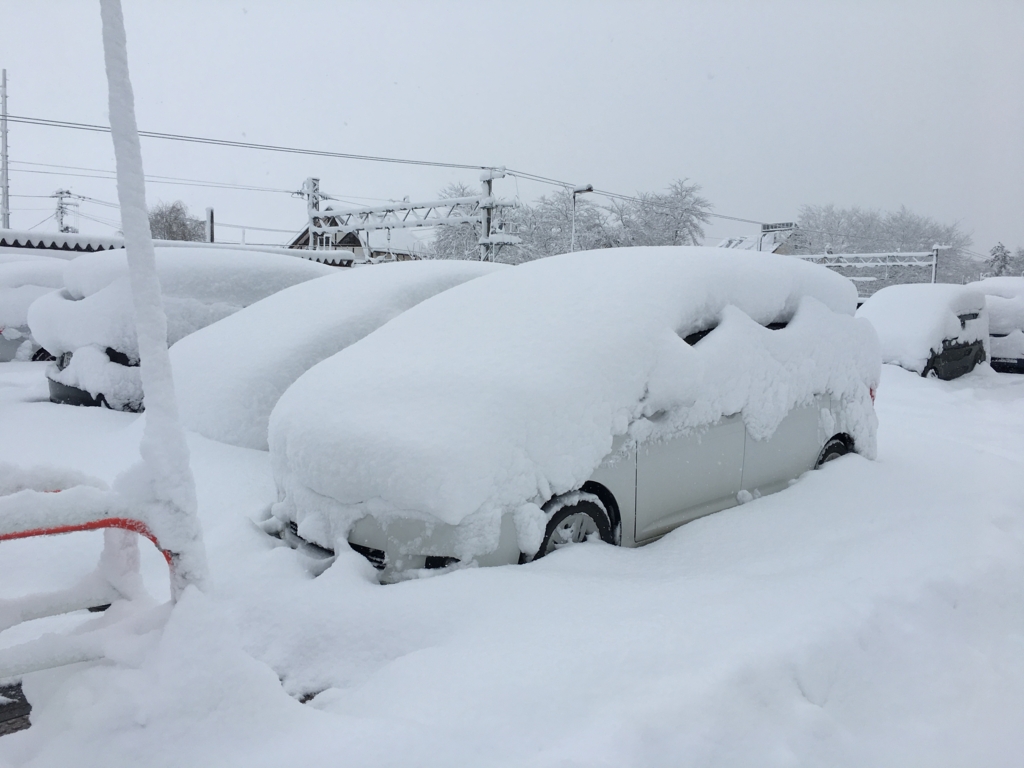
[301,167,520,261]
[795,249,940,283]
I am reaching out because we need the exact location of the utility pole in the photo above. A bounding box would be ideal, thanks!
[302,177,322,249]
[205,206,214,242]
[52,189,78,233]
[1,69,9,230]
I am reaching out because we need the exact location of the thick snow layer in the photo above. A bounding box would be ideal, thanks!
[28,249,334,359]
[991,329,1024,360]
[856,283,988,374]
[0,360,1022,766]
[970,276,1024,336]
[270,247,878,542]
[48,347,143,411]
[172,260,506,451]
[0,260,67,335]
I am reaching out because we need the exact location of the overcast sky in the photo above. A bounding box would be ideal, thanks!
[3,0,1022,255]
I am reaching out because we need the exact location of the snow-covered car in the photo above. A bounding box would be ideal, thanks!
[856,283,988,380]
[0,257,66,361]
[27,247,334,411]
[266,246,880,581]
[171,259,506,450]
[969,277,1024,374]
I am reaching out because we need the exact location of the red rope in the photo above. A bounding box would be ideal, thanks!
[0,517,174,566]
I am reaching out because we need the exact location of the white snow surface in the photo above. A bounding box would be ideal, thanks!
[28,248,334,359]
[48,347,143,410]
[0,259,66,334]
[0,359,1022,766]
[171,260,506,451]
[270,247,878,542]
[970,276,1024,336]
[856,283,989,374]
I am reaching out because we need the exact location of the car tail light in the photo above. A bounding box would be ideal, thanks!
[869,387,876,404]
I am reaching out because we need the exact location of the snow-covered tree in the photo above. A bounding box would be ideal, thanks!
[428,183,484,260]
[148,200,205,241]
[607,179,710,247]
[795,204,971,258]
[989,242,1011,276]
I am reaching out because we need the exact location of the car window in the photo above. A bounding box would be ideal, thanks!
[957,312,979,329]
[682,327,715,346]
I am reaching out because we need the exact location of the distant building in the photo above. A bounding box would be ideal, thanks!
[288,227,421,266]
[718,223,803,255]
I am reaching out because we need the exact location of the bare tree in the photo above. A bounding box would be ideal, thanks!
[989,243,1011,276]
[796,204,971,258]
[148,200,205,241]
[607,179,711,247]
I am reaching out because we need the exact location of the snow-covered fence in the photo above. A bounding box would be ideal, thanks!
[0,464,176,678]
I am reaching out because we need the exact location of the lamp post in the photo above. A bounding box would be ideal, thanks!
[570,184,593,253]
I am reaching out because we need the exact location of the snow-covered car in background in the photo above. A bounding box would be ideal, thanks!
[27,247,334,411]
[970,276,1024,374]
[856,284,988,380]
[0,257,66,361]
[171,259,506,450]
[267,246,880,581]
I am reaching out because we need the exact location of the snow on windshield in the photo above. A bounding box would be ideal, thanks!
[269,246,879,543]
[856,283,988,374]
[171,260,507,451]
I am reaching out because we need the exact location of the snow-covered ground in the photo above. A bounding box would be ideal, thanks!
[0,359,1022,766]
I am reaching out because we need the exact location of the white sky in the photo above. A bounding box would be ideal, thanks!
[3,0,1022,255]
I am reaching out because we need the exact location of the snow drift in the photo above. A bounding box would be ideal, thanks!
[0,258,67,360]
[171,260,506,451]
[971,277,1024,363]
[269,247,879,551]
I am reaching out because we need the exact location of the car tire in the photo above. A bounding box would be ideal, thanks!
[815,436,849,468]
[532,499,615,560]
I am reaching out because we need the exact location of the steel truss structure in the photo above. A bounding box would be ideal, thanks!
[795,249,939,283]
[301,168,520,261]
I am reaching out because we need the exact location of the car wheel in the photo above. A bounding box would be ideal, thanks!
[815,436,849,468]
[533,499,614,560]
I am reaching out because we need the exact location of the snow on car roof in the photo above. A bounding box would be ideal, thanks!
[63,246,333,304]
[969,277,1024,336]
[269,246,878,535]
[0,260,67,329]
[28,247,335,358]
[856,283,987,374]
[171,260,506,451]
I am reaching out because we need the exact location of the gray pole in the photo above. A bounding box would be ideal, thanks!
[205,206,214,242]
[1,69,9,229]
[481,175,493,261]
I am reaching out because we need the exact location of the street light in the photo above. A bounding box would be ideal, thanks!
[570,183,593,253]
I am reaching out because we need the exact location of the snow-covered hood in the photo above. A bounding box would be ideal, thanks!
[856,283,988,374]
[171,259,507,451]
[969,277,1024,336]
[28,247,334,358]
[270,247,880,532]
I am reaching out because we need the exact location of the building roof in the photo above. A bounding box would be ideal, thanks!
[0,229,124,253]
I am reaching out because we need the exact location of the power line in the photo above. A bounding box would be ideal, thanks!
[6,114,489,171]
[26,212,54,230]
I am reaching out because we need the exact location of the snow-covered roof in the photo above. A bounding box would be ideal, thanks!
[0,229,124,254]
[171,260,506,450]
[969,276,1024,336]
[269,246,878,539]
[856,284,988,374]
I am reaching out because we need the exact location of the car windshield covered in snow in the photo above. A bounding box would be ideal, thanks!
[171,259,506,450]
[856,283,988,380]
[27,247,334,411]
[268,246,880,579]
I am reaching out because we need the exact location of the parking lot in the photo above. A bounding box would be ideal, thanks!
[1,359,1022,766]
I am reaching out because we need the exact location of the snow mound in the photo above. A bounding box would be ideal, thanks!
[970,276,1024,336]
[28,248,335,359]
[270,247,879,539]
[0,259,68,354]
[856,283,988,374]
[171,260,506,451]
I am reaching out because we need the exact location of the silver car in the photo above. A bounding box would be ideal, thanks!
[269,247,880,580]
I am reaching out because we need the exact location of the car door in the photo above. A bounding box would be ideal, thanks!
[740,395,830,497]
[634,413,745,543]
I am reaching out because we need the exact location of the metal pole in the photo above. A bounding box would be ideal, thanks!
[481,175,493,261]
[570,191,577,253]
[205,206,214,242]
[1,69,9,229]
[931,247,938,283]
